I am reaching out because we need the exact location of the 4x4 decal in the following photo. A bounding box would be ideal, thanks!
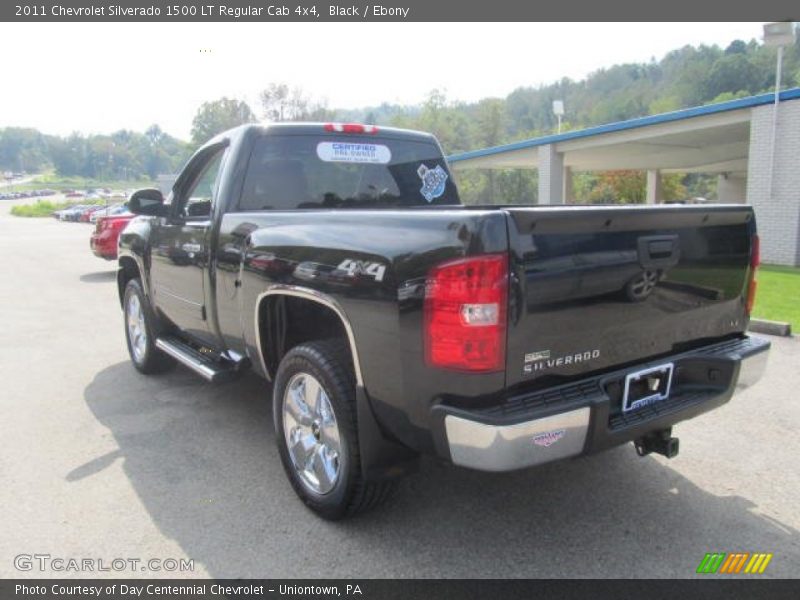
[337,259,387,282]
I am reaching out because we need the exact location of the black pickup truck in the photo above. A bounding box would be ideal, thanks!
[118,122,769,519]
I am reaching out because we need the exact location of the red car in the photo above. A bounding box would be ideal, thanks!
[90,214,134,260]
[79,205,105,222]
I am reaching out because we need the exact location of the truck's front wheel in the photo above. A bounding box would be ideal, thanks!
[273,340,394,519]
[123,278,174,374]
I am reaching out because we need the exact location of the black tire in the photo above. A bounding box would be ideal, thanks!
[123,278,175,374]
[273,339,394,519]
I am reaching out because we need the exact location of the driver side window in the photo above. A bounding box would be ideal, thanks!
[176,146,227,219]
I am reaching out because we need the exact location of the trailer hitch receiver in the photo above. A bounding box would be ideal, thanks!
[634,428,679,459]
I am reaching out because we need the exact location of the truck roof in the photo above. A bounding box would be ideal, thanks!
[209,122,438,145]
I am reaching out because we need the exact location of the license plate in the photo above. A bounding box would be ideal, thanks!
[622,363,674,413]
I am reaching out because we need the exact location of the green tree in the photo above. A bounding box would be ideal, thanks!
[473,99,508,203]
[0,127,52,172]
[45,127,189,180]
[662,173,688,201]
[704,53,762,99]
[581,171,686,204]
[725,39,748,55]
[190,97,256,145]
[259,83,332,122]
[589,170,646,204]
[146,124,164,146]
[51,133,90,177]
[260,83,296,121]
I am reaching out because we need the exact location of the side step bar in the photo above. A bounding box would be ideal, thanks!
[155,336,244,383]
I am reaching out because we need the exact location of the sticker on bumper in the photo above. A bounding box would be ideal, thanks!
[533,429,565,447]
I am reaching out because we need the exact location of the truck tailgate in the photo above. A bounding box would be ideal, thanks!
[504,205,756,389]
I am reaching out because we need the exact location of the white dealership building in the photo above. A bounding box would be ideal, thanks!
[448,88,800,266]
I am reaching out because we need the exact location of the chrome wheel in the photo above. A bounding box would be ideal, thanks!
[282,372,341,495]
[126,293,147,363]
[630,270,659,299]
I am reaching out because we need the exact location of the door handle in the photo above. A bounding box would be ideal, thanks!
[637,235,680,269]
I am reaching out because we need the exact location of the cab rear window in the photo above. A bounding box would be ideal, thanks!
[236,134,460,211]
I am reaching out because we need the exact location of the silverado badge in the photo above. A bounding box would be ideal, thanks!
[524,349,601,374]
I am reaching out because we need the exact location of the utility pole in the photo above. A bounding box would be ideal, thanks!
[552,100,565,134]
[763,22,796,203]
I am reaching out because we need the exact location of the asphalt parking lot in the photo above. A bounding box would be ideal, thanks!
[1,200,798,579]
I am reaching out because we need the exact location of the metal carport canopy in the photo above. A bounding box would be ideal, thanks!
[447,88,800,174]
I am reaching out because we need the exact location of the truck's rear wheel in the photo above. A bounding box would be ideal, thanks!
[625,269,659,302]
[273,340,394,519]
[123,278,174,374]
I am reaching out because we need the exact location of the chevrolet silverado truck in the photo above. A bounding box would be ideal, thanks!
[118,122,769,519]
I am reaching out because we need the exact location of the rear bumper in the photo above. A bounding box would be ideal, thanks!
[432,335,770,472]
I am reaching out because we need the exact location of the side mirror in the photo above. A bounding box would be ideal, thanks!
[129,188,167,216]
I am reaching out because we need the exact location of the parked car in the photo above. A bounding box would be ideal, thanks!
[60,206,83,221]
[72,205,102,222]
[90,203,128,224]
[79,205,106,223]
[117,122,768,519]
[91,213,134,260]
[56,204,90,221]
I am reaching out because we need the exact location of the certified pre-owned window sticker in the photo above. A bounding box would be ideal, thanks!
[316,142,392,164]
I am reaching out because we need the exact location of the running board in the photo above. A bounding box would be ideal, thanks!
[155,336,242,383]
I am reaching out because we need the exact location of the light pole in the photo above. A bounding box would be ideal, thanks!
[552,100,565,134]
[763,22,796,203]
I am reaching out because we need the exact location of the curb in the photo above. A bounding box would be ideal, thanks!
[748,318,792,337]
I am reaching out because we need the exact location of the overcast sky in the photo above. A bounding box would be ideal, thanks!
[0,22,765,140]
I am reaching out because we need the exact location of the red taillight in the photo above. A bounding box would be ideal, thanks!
[323,123,379,134]
[750,234,760,269]
[424,254,508,372]
[746,234,760,315]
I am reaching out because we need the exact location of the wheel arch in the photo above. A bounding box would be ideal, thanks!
[256,285,418,481]
[254,286,364,386]
[117,254,143,308]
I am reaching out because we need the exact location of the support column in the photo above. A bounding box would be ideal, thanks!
[717,173,747,203]
[646,169,662,204]
[747,100,800,266]
[562,166,574,204]
[538,144,564,204]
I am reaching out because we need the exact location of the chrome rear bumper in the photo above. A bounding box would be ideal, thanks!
[437,335,770,472]
[736,340,769,389]
[445,407,590,472]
